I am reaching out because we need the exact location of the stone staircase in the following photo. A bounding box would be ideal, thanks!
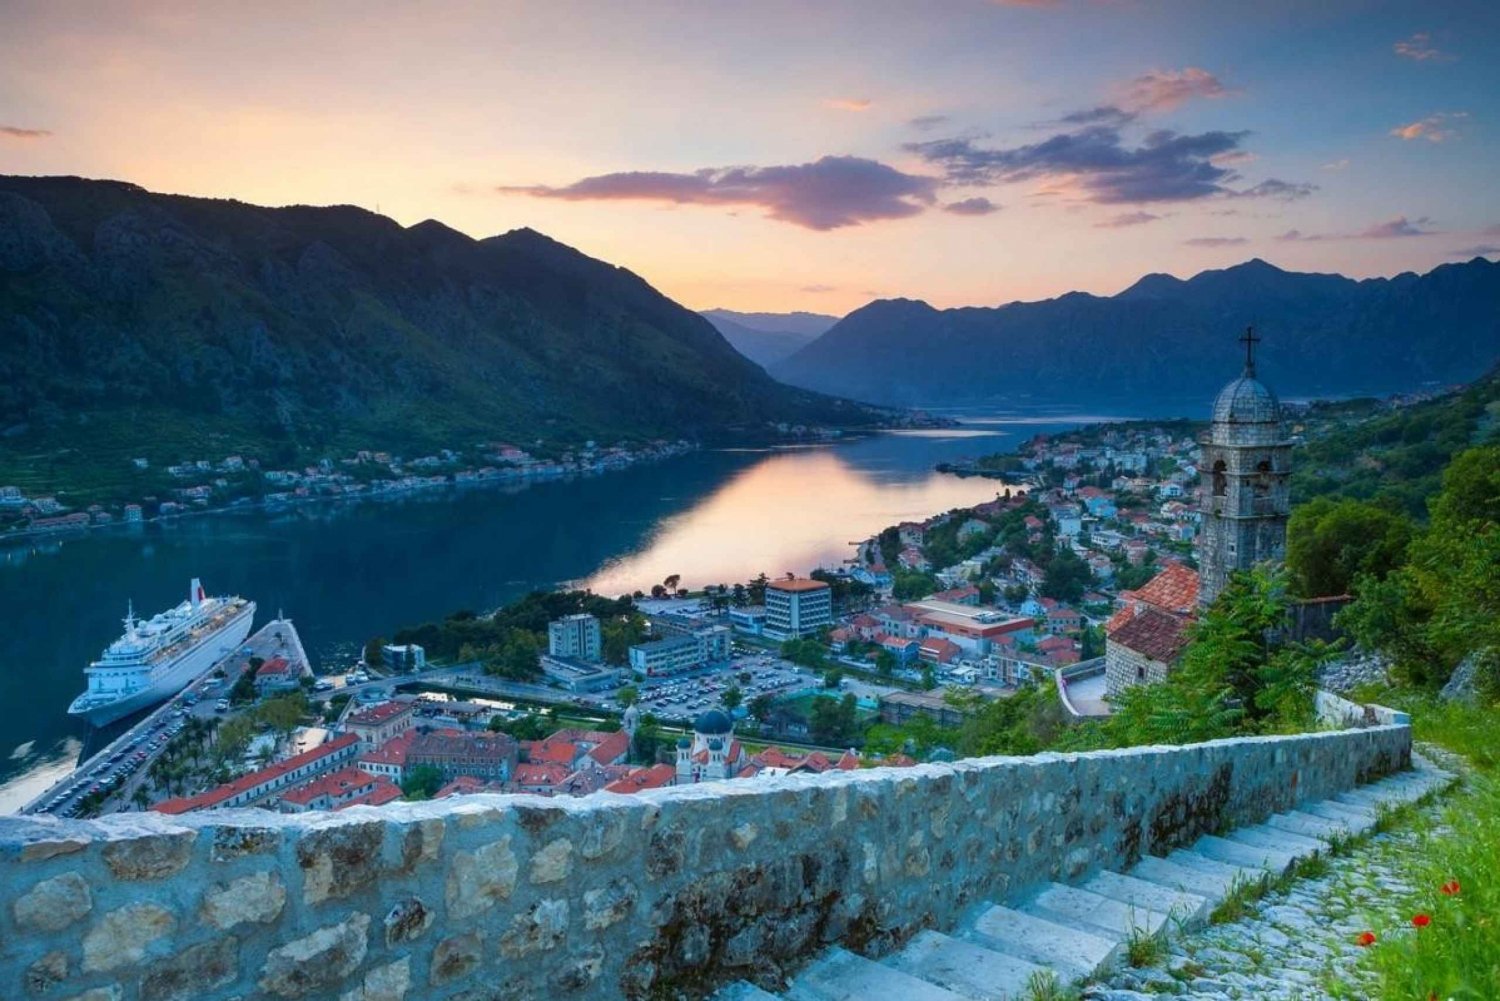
[715,759,1454,1001]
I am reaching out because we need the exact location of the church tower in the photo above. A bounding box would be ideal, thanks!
[1197,328,1292,608]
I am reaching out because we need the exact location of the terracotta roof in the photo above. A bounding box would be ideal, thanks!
[155,733,360,814]
[357,730,415,768]
[434,775,495,798]
[283,766,379,806]
[347,701,414,726]
[1110,607,1191,663]
[585,730,630,766]
[511,762,571,788]
[1133,564,1200,615]
[256,656,291,677]
[767,578,831,593]
[836,749,859,771]
[528,740,580,766]
[603,763,676,793]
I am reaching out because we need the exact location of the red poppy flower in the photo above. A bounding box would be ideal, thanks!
[1440,880,1461,896]
[1411,913,1432,928]
[1356,931,1377,946]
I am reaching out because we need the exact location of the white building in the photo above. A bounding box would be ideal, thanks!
[548,613,603,663]
[628,626,730,677]
[381,643,426,672]
[763,579,833,641]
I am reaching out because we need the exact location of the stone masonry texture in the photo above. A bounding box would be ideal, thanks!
[0,725,1410,1000]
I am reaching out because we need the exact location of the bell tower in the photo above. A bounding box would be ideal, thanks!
[1197,328,1292,607]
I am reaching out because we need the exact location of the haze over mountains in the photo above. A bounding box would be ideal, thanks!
[772,258,1500,409]
[699,309,836,368]
[0,175,887,462]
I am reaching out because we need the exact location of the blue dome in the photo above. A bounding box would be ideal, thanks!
[693,709,733,735]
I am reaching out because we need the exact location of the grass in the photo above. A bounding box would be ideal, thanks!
[1349,696,1500,1001]
[1124,925,1169,968]
[1023,970,1080,1001]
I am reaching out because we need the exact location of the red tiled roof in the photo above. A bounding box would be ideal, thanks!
[1134,564,1200,615]
[529,740,580,766]
[357,730,415,768]
[1110,607,1191,663]
[155,733,360,814]
[511,762,571,788]
[282,766,378,806]
[604,763,676,793]
[337,780,403,809]
[836,749,859,770]
[585,730,630,766]
[434,775,493,798]
[767,578,831,593]
[347,701,414,726]
[256,656,291,677]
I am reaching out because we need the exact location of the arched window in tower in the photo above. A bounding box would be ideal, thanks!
[1212,460,1228,497]
[1253,459,1271,498]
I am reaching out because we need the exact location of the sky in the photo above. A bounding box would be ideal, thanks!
[1,0,1497,314]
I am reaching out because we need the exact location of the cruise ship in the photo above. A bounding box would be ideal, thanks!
[68,579,256,727]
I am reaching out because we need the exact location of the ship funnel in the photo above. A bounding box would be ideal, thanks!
[190,577,204,606]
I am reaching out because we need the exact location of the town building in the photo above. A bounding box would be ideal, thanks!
[381,643,426,672]
[763,578,833,640]
[155,733,362,813]
[1104,564,1200,697]
[675,709,748,784]
[1197,329,1292,607]
[548,613,603,663]
[628,625,730,677]
[405,728,519,784]
[344,701,417,746]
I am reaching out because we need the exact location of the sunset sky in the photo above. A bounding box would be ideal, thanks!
[2,1,1497,313]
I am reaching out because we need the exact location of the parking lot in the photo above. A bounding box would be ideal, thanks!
[601,652,813,722]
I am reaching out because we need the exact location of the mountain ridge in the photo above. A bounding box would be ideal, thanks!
[772,257,1500,407]
[0,175,889,472]
[698,309,837,368]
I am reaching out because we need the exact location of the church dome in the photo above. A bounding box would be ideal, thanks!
[1212,374,1280,426]
[693,709,733,735]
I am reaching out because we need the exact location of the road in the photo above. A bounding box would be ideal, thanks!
[21,619,309,817]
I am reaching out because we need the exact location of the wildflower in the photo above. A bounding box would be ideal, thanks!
[1355,930,1377,946]
[1440,880,1460,896]
[1411,913,1432,928]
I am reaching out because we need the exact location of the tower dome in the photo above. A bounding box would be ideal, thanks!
[693,709,733,735]
[1211,374,1280,425]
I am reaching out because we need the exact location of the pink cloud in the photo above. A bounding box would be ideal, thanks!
[1095,211,1161,228]
[823,97,872,112]
[1393,33,1455,62]
[1118,67,1230,113]
[1390,112,1466,142]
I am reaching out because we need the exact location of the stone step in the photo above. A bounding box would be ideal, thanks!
[1018,881,1171,940]
[1164,848,1265,889]
[1226,824,1326,856]
[785,948,968,1001]
[1300,801,1377,833]
[1331,793,1386,817]
[1128,855,1238,901]
[885,929,1047,1001]
[1186,835,1296,874]
[1262,810,1352,841]
[1079,869,1212,927]
[716,984,784,1001]
[965,903,1120,984]
[1337,787,1398,810]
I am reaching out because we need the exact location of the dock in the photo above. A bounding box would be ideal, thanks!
[19,618,310,817]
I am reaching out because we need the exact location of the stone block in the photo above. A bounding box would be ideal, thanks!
[498,898,568,959]
[383,895,433,946]
[296,822,383,905]
[201,870,286,930]
[82,902,176,973]
[342,957,411,1001]
[24,950,68,994]
[140,937,238,1001]
[529,837,573,884]
[258,912,370,998]
[14,871,92,931]
[446,836,517,919]
[102,832,194,880]
[430,932,483,986]
[582,876,637,930]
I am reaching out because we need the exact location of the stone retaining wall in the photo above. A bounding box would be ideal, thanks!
[0,725,1410,1001]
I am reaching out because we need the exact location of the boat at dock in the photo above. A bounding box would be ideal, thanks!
[67,578,255,727]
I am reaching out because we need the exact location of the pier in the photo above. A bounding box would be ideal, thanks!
[18,618,310,817]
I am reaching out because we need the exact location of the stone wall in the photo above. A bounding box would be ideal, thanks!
[0,725,1410,1001]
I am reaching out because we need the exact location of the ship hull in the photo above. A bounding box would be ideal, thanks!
[69,604,255,727]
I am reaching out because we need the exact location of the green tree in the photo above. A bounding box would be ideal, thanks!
[875,649,897,677]
[1286,497,1413,598]
[616,685,640,707]
[722,685,743,711]
[822,667,844,689]
[1040,547,1092,604]
[746,694,776,724]
[401,764,445,801]
[977,579,997,606]
[892,570,939,601]
[920,665,937,691]
[363,637,385,669]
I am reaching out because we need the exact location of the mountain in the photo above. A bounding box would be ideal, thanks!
[772,258,1500,408]
[0,176,888,470]
[699,309,838,368]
